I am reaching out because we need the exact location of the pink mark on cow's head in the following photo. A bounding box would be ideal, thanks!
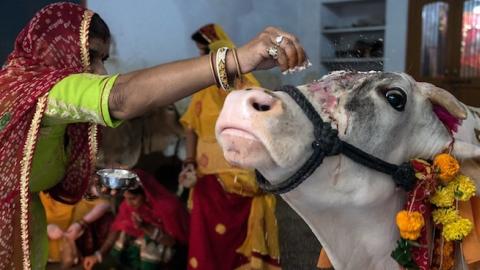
[307,81,339,116]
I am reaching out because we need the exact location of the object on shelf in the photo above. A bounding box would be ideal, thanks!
[351,18,385,28]
[322,57,384,63]
[324,18,385,30]
[370,38,384,57]
[334,38,384,58]
[322,26,385,34]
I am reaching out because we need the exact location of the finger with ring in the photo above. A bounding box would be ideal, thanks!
[267,46,279,60]
[275,35,284,46]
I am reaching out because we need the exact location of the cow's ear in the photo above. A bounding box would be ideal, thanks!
[452,140,480,160]
[417,82,467,120]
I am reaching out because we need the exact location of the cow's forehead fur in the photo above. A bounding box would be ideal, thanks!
[300,72,416,127]
[290,71,451,162]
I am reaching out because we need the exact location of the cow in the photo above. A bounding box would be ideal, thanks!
[215,71,480,269]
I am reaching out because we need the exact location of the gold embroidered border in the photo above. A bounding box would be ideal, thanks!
[19,94,48,270]
[88,124,98,177]
[80,10,94,71]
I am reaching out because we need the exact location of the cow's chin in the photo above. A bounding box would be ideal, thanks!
[218,128,275,169]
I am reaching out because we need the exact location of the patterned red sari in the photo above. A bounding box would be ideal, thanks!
[111,169,189,244]
[0,3,97,269]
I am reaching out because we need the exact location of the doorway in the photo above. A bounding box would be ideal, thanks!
[407,0,480,106]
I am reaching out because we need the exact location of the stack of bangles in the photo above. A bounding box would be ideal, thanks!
[76,218,89,231]
[209,47,242,92]
[183,157,196,168]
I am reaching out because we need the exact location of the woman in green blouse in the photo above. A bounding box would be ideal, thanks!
[0,2,308,269]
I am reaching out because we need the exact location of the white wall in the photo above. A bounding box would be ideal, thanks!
[88,0,408,89]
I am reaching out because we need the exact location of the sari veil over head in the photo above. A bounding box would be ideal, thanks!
[0,3,98,269]
[111,169,189,245]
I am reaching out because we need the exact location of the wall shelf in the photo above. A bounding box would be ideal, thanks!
[322,57,384,63]
[322,0,382,5]
[322,25,385,34]
[320,0,386,72]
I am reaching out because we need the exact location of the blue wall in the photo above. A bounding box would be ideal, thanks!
[0,0,80,64]
[88,0,324,88]
[384,0,409,72]
[88,0,409,88]
[2,0,409,84]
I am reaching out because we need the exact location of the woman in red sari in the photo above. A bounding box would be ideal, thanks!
[83,169,189,270]
[0,2,307,269]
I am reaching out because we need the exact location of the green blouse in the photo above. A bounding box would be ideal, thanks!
[29,73,120,270]
[30,73,120,192]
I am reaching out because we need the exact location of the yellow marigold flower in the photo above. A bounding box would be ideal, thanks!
[442,218,473,241]
[396,210,424,240]
[451,175,476,201]
[433,153,460,183]
[432,208,459,225]
[430,185,455,207]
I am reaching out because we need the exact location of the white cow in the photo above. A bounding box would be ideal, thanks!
[215,71,480,270]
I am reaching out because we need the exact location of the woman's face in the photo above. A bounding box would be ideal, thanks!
[88,37,110,75]
[123,190,145,209]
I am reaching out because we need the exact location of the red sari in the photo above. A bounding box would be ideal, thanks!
[111,169,189,245]
[0,3,97,269]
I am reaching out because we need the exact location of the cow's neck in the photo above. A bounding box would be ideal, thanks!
[282,158,406,270]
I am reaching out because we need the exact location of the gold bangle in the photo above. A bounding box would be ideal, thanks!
[231,48,242,84]
[209,51,221,88]
[215,47,230,91]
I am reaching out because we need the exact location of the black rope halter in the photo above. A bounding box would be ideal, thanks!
[255,85,416,194]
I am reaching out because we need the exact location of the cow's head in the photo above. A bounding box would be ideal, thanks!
[216,71,477,208]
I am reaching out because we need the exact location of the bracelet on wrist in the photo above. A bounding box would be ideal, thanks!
[76,219,88,231]
[215,47,231,91]
[94,250,103,263]
[209,51,221,88]
[183,157,196,167]
[151,228,159,240]
[231,48,242,85]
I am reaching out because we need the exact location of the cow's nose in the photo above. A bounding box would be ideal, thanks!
[246,90,279,113]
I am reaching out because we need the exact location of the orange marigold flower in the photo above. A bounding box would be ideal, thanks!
[433,153,460,183]
[396,210,425,240]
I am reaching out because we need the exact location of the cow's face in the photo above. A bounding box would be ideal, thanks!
[216,71,462,206]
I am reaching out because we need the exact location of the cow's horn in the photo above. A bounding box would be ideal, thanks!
[417,82,467,120]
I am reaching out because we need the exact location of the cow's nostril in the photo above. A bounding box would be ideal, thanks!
[253,102,271,112]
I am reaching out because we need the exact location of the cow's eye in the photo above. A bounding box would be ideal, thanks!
[384,88,406,111]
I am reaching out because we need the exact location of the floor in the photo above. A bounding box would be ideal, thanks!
[276,197,324,270]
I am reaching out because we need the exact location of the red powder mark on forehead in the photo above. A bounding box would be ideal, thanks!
[433,104,461,133]
[307,81,338,114]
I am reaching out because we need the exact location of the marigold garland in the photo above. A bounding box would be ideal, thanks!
[432,238,454,270]
[432,208,458,225]
[430,185,455,207]
[433,153,460,183]
[396,210,424,240]
[442,218,473,241]
[392,153,477,269]
[452,175,476,201]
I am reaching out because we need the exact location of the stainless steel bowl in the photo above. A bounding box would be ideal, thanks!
[96,169,139,190]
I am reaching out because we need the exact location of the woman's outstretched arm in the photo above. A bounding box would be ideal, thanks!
[108,27,307,120]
